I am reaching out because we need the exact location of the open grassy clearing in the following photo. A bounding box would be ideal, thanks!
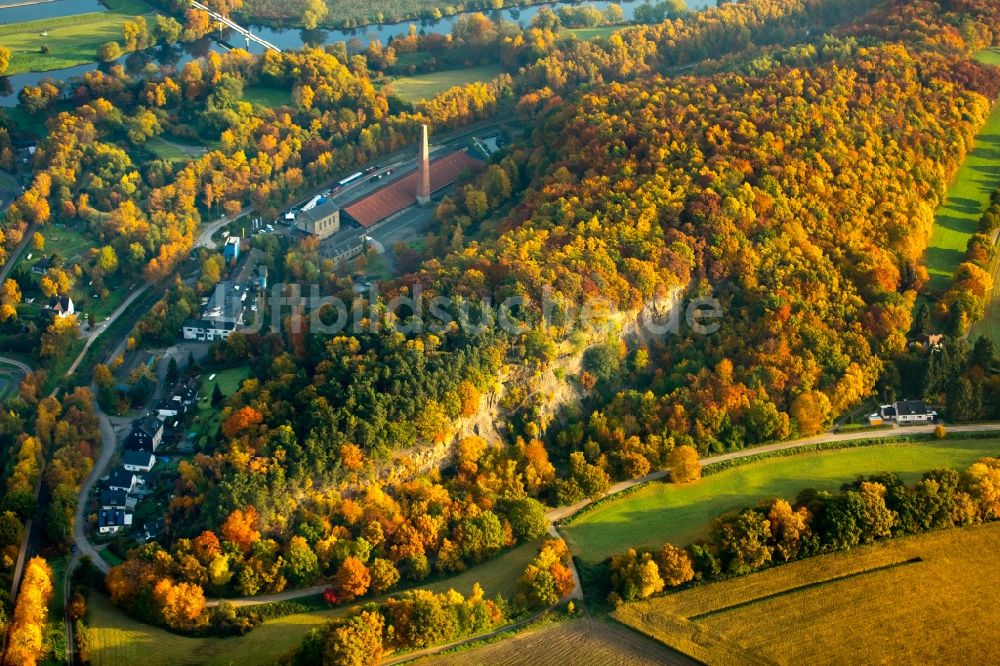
[415,616,687,666]
[86,538,543,666]
[192,366,251,440]
[923,76,1000,292]
[561,437,1000,564]
[614,522,1000,665]
[143,137,206,164]
[387,64,503,104]
[0,0,156,74]
[976,48,1000,66]
[243,85,293,109]
[565,25,623,41]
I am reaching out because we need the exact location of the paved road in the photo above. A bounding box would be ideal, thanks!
[73,405,117,575]
[0,355,32,377]
[63,284,152,378]
[194,208,252,250]
[0,222,37,284]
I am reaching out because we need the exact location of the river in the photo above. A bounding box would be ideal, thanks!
[0,0,716,106]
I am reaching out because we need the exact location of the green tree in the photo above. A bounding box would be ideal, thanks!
[504,497,548,541]
[284,536,320,585]
[717,509,772,574]
[211,383,224,406]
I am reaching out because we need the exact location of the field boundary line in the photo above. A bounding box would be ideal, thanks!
[687,557,922,621]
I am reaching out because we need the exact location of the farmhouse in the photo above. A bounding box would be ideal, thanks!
[893,400,936,424]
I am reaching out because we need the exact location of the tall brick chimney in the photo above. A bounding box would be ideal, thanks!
[416,124,431,206]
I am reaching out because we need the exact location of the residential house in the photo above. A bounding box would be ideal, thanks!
[123,415,164,453]
[182,318,238,341]
[99,489,128,510]
[46,295,75,318]
[107,468,137,494]
[143,518,165,542]
[31,257,51,275]
[893,400,936,424]
[98,509,133,535]
[123,450,156,473]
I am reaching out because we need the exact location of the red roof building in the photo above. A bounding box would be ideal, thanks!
[343,151,481,229]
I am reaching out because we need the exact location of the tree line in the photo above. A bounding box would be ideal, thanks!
[605,455,1000,604]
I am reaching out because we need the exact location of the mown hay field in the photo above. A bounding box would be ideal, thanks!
[415,617,691,666]
[614,522,1000,665]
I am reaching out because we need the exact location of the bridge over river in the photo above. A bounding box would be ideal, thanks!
[190,0,282,53]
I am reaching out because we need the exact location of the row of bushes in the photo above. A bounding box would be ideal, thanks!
[605,457,1000,604]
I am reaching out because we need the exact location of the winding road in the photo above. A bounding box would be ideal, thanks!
[72,405,117,575]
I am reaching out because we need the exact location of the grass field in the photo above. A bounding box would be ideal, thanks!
[976,48,1000,66]
[614,522,1000,664]
[0,0,156,74]
[144,137,206,165]
[416,617,684,666]
[388,64,503,104]
[561,438,1000,564]
[243,85,293,109]
[565,25,622,41]
[923,55,1000,292]
[86,538,544,666]
[192,366,251,440]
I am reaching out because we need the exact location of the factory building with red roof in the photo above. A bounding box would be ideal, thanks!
[342,151,481,229]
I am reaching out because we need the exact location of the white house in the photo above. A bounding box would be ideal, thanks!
[107,468,137,494]
[876,400,937,425]
[123,450,156,473]
[182,318,237,342]
[893,400,936,424]
[47,295,74,318]
[98,509,133,535]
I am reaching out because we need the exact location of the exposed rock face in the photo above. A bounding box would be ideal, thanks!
[387,288,686,480]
